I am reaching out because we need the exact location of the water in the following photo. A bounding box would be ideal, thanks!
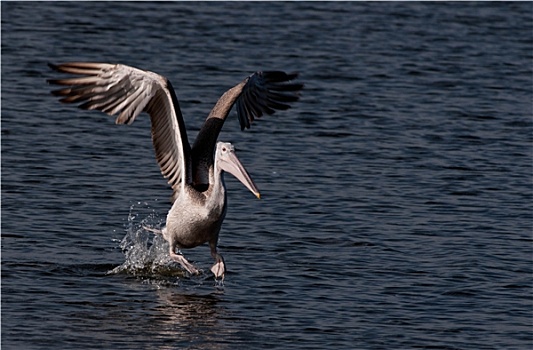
[2,2,532,349]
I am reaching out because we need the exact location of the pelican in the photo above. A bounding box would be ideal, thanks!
[48,62,302,280]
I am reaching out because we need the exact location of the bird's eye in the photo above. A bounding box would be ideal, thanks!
[222,147,227,152]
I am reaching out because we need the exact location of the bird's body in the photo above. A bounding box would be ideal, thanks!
[48,62,302,279]
[166,153,229,276]
[162,181,227,276]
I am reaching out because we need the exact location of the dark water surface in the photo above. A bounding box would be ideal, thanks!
[2,2,532,349]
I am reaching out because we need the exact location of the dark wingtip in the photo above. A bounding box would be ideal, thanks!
[50,87,65,96]
[47,63,64,86]
[48,62,60,71]
[235,70,304,131]
[261,71,300,82]
[47,78,61,85]
[285,72,299,81]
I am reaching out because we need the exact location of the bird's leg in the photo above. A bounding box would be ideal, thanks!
[209,241,226,280]
[168,247,200,276]
[143,225,163,235]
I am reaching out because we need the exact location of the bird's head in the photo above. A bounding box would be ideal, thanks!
[215,141,260,199]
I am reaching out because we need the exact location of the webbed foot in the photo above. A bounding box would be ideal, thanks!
[210,253,226,280]
[169,251,200,276]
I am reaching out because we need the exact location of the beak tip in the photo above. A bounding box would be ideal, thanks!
[256,193,261,200]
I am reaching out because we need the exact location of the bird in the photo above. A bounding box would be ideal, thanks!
[47,62,303,280]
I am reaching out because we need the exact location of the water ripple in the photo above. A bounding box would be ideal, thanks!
[2,2,531,349]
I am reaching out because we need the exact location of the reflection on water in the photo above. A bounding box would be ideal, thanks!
[62,276,233,349]
[150,289,235,350]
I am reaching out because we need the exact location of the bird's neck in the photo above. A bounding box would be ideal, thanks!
[206,162,226,211]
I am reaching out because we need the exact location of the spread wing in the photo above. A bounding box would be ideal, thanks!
[191,71,303,185]
[48,62,191,202]
[235,71,303,131]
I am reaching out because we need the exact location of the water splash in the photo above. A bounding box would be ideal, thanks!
[107,201,223,291]
[108,201,187,279]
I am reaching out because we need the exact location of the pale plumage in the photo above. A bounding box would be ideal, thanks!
[48,62,302,279]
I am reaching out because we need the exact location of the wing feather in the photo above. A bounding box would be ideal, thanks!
[190,70,303,186]
[48,62,192,201]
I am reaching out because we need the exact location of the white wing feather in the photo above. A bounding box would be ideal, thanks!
[49,62,191,201]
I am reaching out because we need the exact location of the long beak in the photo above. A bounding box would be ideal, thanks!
[219,150,261,199]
